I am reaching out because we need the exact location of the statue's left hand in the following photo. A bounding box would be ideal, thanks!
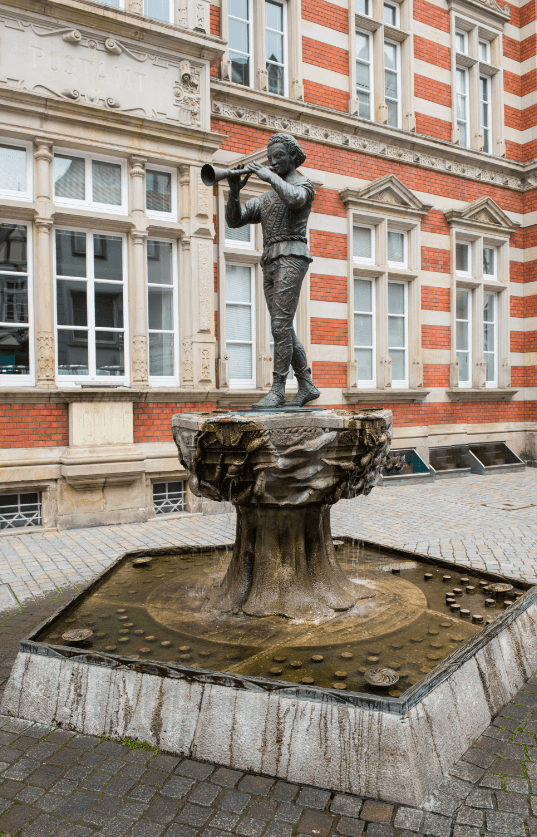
[246,161,274,183]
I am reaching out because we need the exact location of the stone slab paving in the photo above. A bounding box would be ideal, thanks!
[2,470,537,609]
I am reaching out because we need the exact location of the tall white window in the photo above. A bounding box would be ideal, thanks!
[480,76,491,153]
[456,68,468,147]
[226,263,255,388]
[146,169,175,218]
[353,225,374,263]
[479,39,490,62]
[456,242,470,275]
[384,41,400,128]
[456,288,471,387]
[144,0,172,22]
[225,219,254,249]
[0,224,32,381]
[383,1,398,25]
[266,0,287,96]
[354,278,375,386]
[356,31,373,120]
[483,292,496,386]
[388,281,407,386]
[53,152,126,214]
[483,246,496,279]
[455,30,467,54]
[55,230,127,381]
[147,240,178,383]
[229,0,252,86]
[356,0,371,15]
[0,142,31,201]
[387,230,406,266]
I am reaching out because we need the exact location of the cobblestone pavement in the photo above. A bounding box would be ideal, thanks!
[1,471,537,835]
[2,470,537,609]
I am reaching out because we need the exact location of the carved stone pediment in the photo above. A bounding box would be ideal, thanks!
[444,196,519,234]
[339,174,432,218]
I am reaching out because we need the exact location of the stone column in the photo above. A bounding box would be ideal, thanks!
[33,139,55,388]
[130,231,149,387]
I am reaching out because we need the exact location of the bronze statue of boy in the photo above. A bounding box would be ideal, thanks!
[225,133,320,409]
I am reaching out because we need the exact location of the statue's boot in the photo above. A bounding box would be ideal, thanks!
[287,366,320,408]
[254,373,286,408]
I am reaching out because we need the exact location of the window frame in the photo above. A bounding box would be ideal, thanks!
[53,226,129,385]
[152,480,186,516]
[145,166,177,222]
[356,0,371,16]
[455,29,468,54]
[479,74,491,154]
[455,287,472,388]
[456,66,469,148]
[225,221,255,250]
[229,0,254,89]
[53,149,128,216]
[383,1,399,27]
[0,221,34,387]
[0,139,32,203]
[354,276,376,388]
[455,241,471,277]
[225,261,256,390]
[265,0,288,97]
[355,28,374,122]
[483,244,496,280]
[147,237,179,387]
[143,0,174,23]
[479,38,491,62]
[384,38,401,128]
[483,290,497,388]
[353,223,375,265]
[387,228,407,268]
[388,279,408,388]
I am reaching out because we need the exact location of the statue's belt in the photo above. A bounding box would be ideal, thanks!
[264,235,308,245]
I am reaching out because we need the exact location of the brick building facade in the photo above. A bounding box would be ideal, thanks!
[0,0,534,528]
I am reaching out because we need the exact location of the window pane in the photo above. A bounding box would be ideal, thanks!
[456,288,469,320]
[355,347,373,380]
[146,170,172,213]
[388,282,405,314]
[456,320,469,351]
[455,32,465,53]
[149,332,174,377]
[94,282,124,329]
[226,264,251,302]
[229,18,249,53]
[145,0,169,21]
[225,221,251,243]
[356,61,370,89]
[93,235,123,281]
[388,315,404,346]
[267,30,283,63]
[226,304,252,340]
[148,287,173,330]
[0,225,27,273]
[268,63,284,95]
[56,230,86,278]
[479,40,489,61]
[356,32,370,61]
[484,292,495,322]
[458,121,467,147]
[456,243,469,273]
[385,69,397,98]
[228,343,252,379]
[388,231,404,263]
[56,279,87,327]
[92,161,122,206]
[0,275,28,324]
[354,278,372,312]
[57,329,88,375]
[483,247,495,275]
[353,227,372,260]
[357,90,371,118]
[266,0,283,30]
[390,349,405,381]
[147,241,173,284]
[483,322,495,352]
[54,155,85,201]
[384,42,397,70]
[456,68,466,94]
[356,0,370,13]
[485,352,495,381]
[96,331,124,376]
[383,3,396,25]
[387,99,398,126]
[457,351,469,382]
[355,313,372,345]
[0,326,29,374]
[230,0,248,17]
[231,53,250,85]
[0,145,26,193]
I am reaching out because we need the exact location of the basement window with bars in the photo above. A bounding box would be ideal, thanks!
[0,492,41,529]
[153,481,186,515]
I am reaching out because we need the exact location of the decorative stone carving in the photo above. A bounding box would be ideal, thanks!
[212,99,525,191]
[198,243,213,332]
[36,332,54,381]
[132,336,148,383]
[172,409,392,620]
[201,348,211,382]
[182,339,194,384]
[197,171,210,217]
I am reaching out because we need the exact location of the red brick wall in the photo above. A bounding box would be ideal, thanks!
[312,361,347,387]
[422,324,451,349]
[415,75,451,108]
[415,113,452,143]
[134,403,217,444]
[421,210,450,236]
[312,189,347,217]
[423,364,450,387]
[310,230,347,259]
[311,318,348,345]
[413,0,450,31]
[302,0,348,32]
[414,36,451,70]
[210,4,219,34]
[422,287,451,311]
[310,274,347,303]
[318,401,537,426]
[304,81,348,112]
[302,38,349,75]
[421,247,451,273]
[0,404,68,449]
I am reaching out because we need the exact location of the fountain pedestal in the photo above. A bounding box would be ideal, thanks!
[172,408,392,621]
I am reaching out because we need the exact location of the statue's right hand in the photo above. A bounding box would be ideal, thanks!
[228,165,250,192]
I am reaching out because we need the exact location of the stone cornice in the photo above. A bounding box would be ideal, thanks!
[446,388,518,401]
[211,82,537,193]
[343,389,431,403]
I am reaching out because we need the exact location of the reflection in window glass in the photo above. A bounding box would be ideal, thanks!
[0,224,30,376]
[388,231,405,264]
[479,40,490,62]
[0,145,26,194]
[483,246,495,277]
[56,230,86,278]
[356,31,372,120]
[54,155,85,201]
[226,263,254,384]
[147,240,175,378]
[354,278,374,383]
[455,31,467,54]
[146,170,172,213]
[480,76,490,154]
[456,288,471,385]
[388,281,406,384]
[456,242,470,273]
[456,67,468,147]
[383,2,397,25]
[94,235,123,281]
[266,0,285,96]
[483,292,496,384]
[384,41,399,127]
[229,0,251,86]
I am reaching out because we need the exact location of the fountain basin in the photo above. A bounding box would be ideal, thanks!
[2,540,536,806]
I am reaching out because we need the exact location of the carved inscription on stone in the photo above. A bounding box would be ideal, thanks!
[0,10,202,127]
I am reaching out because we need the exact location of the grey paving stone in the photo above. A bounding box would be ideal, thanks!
[128,783,158,803]
[22,813,63,836]
[479,774,503,790]
[212,767,244,788]
[81,771,110,792]
[235,816,266,837]
[450,762,486,784]
[34,791,64,812]
[145,796,183,823]
[178,802,213,827]
[503,776,529,793]
[118,801,149,819]
[275,803,302,823]
[15,784,45,803]
[164,825,198,837]
[330,794,363,818]
[494,789,529,814]
[103,776,135,796]
[422,790,459,816]
[452,827,480,837]
[188,781,220,806]
[455,806,483,827]
[2,756,40,780]
[296,787,331,810]
[238,776,274,796]
[264,822,293,837]
[175,760,215,782]
[128,820,166,837]
[421,812,451,837]
[362,824,394,837]
[151,754,181,773]
[465,788,494,809]
[99,817,132,837]
[485,810,526,834]
[55,790,99,819]
[210,811,240,831]
[55,825,96,837]
[82,795,122,825]
[271,782,299,803]
[335,816,365,836]
[219,791,251,814]
[393,807,423,831]
[51,778,80,797]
